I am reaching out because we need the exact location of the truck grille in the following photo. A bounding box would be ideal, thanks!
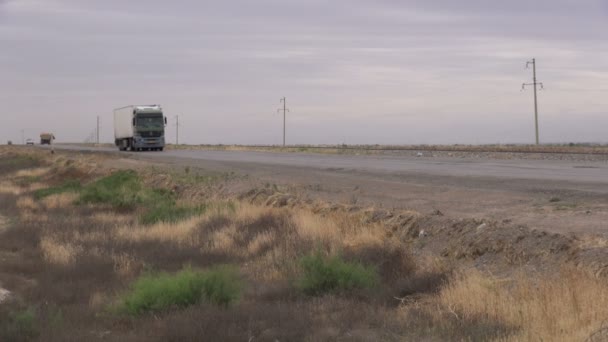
[140,131,162,138]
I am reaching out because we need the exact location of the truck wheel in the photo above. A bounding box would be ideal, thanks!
[159,147,164,152]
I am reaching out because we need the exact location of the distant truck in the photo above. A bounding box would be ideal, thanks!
[114,105,167,151]
[40,133,55,145]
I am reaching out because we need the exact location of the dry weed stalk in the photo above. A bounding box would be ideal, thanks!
[439,268,608,341]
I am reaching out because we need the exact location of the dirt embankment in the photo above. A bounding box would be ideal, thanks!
[5,146,607,278]
[3,146,608,341]
[241,186,608,278]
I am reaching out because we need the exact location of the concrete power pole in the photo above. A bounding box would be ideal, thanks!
[522,58,544,145]
[175,115,179,145]
[277,97,290,146]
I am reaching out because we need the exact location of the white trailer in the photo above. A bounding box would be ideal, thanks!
[114,105,167,151]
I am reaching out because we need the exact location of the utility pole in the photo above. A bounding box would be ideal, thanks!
[277,97,290,146]
[175,115,179,145]
[522,58,544,145]
[96,116,100,144]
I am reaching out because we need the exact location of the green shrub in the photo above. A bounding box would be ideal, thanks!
[120,266,242,315]
[33,180,81,199]
[298,252,378,295]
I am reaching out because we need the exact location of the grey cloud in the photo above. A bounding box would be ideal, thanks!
[1,0,607,145]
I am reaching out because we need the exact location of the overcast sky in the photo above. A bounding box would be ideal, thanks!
[1,0,607,145]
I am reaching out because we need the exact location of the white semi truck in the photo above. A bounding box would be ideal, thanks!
[114,105,167,151]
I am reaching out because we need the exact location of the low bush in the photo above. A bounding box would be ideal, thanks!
[33,180,81,199]
[298,251,378,295]
[120,266,242,315]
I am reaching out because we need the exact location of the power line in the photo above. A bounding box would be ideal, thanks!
[277,97,290,146]
[522,58,544,145]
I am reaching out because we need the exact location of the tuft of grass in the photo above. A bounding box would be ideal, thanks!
[297,251,378,295]
[47,170,207,224]
[33,180,81,200]
[139,204,207,225]
[78,170,144,209]
[120,266,242,315]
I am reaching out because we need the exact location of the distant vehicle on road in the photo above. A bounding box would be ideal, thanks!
[25,139,34,145]
[114,105,167,151]
[40,133,55,145]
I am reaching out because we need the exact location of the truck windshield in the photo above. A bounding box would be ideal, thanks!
[136,115,164,130]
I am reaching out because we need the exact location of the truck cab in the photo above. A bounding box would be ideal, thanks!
[114,105,167,151]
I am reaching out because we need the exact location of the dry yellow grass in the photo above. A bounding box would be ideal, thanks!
[41,192,78,209]
[14,167,50,178]
[116,216,204,244]
[207,224,238,252]
[439,268,608,341]
[16,196,38,210]
[247,231,276,255]
[18,210,49,223]
[233,202,275,221]
[0,181,23,195]
[91,212,132,224]
[111,253,139,278]
[40,236,82,265]
[293,210,389,252]
[293,210,341,244]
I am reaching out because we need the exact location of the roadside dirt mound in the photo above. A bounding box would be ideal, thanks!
[240,186,608,277]
[409,215,608,279]
[416,217,574,270]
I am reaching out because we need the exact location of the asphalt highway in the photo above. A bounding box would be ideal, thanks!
[51,145,608,186]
